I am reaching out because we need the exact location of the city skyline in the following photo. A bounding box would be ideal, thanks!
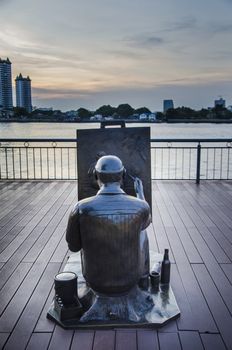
[1,0,232,111]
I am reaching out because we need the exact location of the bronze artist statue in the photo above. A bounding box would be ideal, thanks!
[47,128,180,327]
[66,155,151,295]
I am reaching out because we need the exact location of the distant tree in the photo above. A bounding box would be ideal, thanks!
[214,105,225,112]
[156,112,165,121]
[95,105,116,117]
[165,108,176,118]
[31,109,53,116]
[164,106,232,121]
[213,105,232,119]
[77,108,92,120]
[13,107,29,117]
[116,104,134,118]
[198,108,210,119]
[135,107,151,115]
[166,107,196,120]
[112,112,119,119]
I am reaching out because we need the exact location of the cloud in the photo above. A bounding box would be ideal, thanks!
[212,49,232,59]
[0,28,48,51]
[33,70,232,100]
[209,22,232,33]
[121,17,198,52]
[164,16,198,32]
[33,87,90,99]
[142,36,164,45]
[125,33,165,49]
[103,49,146,61]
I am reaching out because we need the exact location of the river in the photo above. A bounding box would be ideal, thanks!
[0,122,231,139]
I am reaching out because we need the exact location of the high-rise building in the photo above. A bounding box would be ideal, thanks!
[163,99,174,113]
[0,57,13,110]
[15,73,32,113]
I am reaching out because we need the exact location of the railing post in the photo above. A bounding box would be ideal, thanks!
[196,143,201,184]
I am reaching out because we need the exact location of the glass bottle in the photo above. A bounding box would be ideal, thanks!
[161,249,171,284]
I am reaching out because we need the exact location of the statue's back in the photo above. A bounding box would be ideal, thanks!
[79,193,150,294]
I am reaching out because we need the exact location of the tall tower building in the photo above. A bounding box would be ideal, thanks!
[0,57,13,109]
[15,73,32,113]
[163,99,174,113]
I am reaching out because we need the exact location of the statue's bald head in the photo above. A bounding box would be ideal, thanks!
[95,155,125,184]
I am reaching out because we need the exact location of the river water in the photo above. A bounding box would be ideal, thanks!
[0,122,231,139]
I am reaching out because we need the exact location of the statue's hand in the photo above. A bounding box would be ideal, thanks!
[134,177,144,199]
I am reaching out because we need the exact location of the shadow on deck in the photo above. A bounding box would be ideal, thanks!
[0,180,232,350]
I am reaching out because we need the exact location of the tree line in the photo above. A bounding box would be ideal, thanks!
[77,104,151,119]
[159,105,232,121]
[12,103,232,121]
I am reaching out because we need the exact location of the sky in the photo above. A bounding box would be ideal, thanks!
[1,0,232,111]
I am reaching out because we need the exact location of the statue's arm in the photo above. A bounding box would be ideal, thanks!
[134,177,145,201]
[141,202,152,230]
[66,204,82,252]
[134,177,151,229]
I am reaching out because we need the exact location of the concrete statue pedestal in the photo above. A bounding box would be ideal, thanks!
[47,251,180,329]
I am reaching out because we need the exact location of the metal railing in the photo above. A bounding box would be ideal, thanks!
[151,139,232,182]
[0,139,77,181]
[0,138,231,182]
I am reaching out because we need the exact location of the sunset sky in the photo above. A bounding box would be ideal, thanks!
[1,0,232,111]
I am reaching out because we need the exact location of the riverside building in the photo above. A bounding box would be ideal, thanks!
[214,97,226,108]
[163,99,174,113]
[0,57,13,110]
[15,73,32,113]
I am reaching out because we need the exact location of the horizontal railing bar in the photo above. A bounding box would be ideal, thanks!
[0,145,230,149]
[151,147,197,149]
[151,146,231,149]
[0,138,78,142]
[200,146,232,149]
[0,138,231,143]
[150,139,232,143]
[0,178,230,181]
[0,146,77,149]
[0,178,78,181]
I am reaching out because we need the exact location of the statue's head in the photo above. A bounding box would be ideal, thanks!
[95,155,125,184]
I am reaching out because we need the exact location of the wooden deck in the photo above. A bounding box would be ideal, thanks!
[0,180,232,350]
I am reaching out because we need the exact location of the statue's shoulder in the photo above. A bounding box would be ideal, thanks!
[71,195,96,214]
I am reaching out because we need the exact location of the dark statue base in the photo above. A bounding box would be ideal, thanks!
[47,252,180,329]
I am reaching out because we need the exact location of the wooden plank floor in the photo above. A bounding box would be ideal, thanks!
[0,180,232,350]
